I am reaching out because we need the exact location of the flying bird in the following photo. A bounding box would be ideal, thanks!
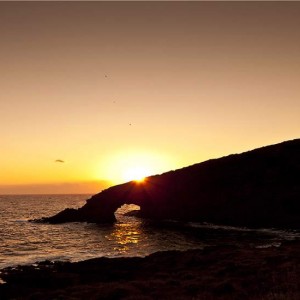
[55,159,65,163]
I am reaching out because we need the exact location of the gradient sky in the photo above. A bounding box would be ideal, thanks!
[1,2,299,194]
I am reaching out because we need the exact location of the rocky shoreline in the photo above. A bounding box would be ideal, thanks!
[1,240,299,299]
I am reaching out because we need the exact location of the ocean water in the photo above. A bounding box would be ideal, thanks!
[0,194,299,269]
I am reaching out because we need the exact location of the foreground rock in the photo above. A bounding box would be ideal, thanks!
[41,139,300,228]
[0,241,299,299]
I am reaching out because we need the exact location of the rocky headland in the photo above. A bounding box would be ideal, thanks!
[40,139,300,228]
[0,241,299,299]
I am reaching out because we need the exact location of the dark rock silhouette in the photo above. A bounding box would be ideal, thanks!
[41,139,300,228]
[1,241,299,299]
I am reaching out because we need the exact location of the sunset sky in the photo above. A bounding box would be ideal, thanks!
[1,2,299,194]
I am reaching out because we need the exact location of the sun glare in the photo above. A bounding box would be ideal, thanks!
[123,167,148,183]
[98,149,175,185]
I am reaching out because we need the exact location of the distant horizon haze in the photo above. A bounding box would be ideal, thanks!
[0,180,110,195]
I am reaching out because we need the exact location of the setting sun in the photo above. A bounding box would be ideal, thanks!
[98,149,175,185]
[123,167,148,182]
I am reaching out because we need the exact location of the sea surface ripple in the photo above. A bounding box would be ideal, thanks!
[0,194,299,269]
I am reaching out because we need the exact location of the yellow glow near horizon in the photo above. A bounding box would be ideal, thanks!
[98,150,174,185]
[123,166,148,182]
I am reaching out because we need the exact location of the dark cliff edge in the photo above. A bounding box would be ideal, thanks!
[39,139,300,228]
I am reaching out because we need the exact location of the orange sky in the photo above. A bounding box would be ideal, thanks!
[0,2,299,194]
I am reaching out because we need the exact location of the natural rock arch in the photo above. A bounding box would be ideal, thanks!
[41,139,300,229]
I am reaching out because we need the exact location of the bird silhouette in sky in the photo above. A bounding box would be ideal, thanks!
[55,159,65,163]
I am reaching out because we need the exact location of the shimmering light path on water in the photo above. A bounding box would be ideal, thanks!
[0,195,202,268]
[0,195,299,269]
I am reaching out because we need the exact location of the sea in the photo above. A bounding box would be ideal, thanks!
[0,194,299,270]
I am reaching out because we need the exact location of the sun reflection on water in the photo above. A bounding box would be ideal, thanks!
[105,204,142,254]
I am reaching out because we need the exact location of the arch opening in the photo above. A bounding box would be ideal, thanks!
[108,204,142,254]
[115,204,141,220]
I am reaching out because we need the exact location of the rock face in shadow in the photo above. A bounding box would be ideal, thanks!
[42,139,300,228]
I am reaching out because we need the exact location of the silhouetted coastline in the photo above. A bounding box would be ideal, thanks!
[0,241,299,299]
[42,139,300,229]
[2,139,300,299]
